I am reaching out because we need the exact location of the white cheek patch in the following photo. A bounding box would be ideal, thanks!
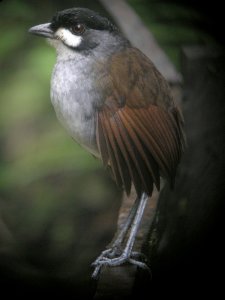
[55,28,82,48]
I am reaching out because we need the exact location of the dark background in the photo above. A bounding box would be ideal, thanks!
[0,0,224,297]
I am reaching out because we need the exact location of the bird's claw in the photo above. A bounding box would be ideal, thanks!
[92,246,122,266]
[91,249,151,279]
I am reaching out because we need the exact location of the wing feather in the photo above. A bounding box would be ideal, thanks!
[118,109,160,189]
[95,47,185,196]
[98,112,122,187]
[112,111,153,196]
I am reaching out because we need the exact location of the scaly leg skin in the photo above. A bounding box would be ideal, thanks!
[93,197,140,264]
[92,193,151,279]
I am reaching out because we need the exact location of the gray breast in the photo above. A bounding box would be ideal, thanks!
[50,55,101,157]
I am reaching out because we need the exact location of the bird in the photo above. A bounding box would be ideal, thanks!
[29,7,185,278]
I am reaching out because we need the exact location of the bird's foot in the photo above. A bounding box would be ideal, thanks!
[91,248,150,279]
[92,246,122,265]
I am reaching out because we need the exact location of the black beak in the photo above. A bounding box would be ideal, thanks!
[28,23,54,39]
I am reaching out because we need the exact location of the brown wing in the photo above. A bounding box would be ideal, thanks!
[96,48,185,197]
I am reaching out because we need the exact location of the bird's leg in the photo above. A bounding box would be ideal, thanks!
[112,196,140,248]
[93,196,140,263]
[92,193,150,278]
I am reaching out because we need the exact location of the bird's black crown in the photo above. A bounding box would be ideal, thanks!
[50,8,117,32]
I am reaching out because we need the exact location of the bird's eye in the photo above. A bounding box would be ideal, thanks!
[70,24,85,35]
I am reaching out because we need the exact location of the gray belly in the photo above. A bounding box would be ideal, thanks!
[50,60,100,157]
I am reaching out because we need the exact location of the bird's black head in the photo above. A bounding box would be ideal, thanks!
[50,7,117,33]
[29,8,121,53]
